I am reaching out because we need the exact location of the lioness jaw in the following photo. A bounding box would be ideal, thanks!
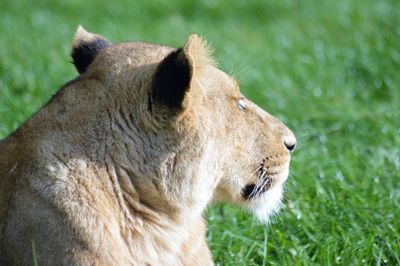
[0,26,296,265]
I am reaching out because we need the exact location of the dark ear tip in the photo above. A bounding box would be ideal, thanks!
[71,38,111,73]
[70,26,111,74]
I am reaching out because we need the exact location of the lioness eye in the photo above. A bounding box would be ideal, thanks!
[237,98,246,111]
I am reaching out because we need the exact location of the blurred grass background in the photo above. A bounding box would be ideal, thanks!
[1,0,399,265]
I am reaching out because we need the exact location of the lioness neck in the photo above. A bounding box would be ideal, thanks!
[0,78,215,264]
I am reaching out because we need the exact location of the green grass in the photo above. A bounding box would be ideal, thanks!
[1,0,399,264]
[31,240,40,266]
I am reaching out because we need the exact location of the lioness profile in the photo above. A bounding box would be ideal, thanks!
[0,26,296,265]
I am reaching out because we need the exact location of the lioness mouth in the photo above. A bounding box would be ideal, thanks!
[241,160,281,199]
[242,177,274,200]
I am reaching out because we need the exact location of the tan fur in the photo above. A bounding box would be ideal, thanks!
[0,27,296,265]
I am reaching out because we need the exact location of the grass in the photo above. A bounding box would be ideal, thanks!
[1,0,399,264]
[31,240,39,266]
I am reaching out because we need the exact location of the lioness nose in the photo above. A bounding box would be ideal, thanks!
[283,135,297,153]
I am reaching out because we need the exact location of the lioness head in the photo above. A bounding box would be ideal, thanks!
[71,26,296,223]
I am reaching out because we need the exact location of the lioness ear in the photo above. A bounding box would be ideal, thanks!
[152,47,192,111]
[152,34,214,111]
[71,25,111,74]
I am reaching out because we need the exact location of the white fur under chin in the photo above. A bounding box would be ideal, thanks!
[248,185,284,223]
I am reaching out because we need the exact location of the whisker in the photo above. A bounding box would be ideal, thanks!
[254,171,274,197]
[259,177,272,195]
[252,165,263,176]
[255,171,270,197]
[248,168,267,198]
[244,165,263,185]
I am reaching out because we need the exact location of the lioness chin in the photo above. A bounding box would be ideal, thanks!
[0,26,296,265]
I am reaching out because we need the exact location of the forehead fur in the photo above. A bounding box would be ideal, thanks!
[184,34,216,72]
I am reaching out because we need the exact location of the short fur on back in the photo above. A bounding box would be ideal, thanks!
[0,26,296,265]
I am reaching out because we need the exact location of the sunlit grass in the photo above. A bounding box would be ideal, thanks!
[1,0,399,264]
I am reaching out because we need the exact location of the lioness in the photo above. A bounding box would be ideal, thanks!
[0,26,296,265]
